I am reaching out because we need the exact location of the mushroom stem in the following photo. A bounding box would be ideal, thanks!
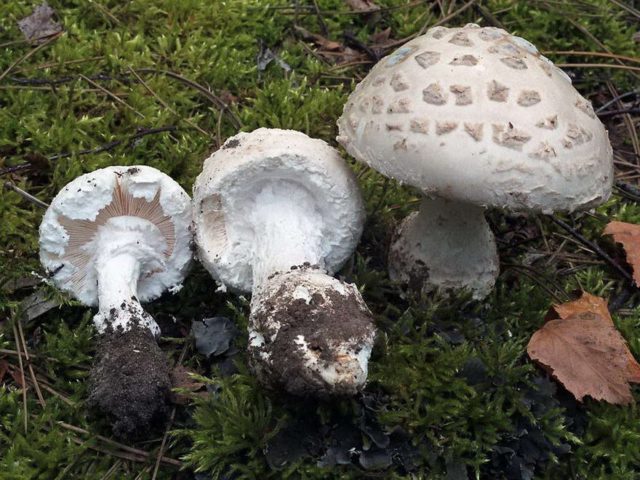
[249,268,375,397]
[92,216,166,336]
[389,197,499,299]
[89,217,170,438]
[244,182,375,396]
[249,181,323,287]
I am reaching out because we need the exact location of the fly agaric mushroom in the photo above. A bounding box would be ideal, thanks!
[193,128,375,397]
[337,24,613,299]
[39,166,192,437]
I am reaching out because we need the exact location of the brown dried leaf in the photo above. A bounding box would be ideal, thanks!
[0,359,9,383]
[170,365,206,405]
[9,366,26,389]
[345,0,381,13]
[17,1,63,44]
[528,292,640,404]
[294,26,343,51]
[604,221,640,286]
[369,27,391,45]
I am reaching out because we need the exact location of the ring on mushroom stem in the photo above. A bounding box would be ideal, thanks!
[193,128,376,397]
[39,166,193,438]
[337,23,613,299]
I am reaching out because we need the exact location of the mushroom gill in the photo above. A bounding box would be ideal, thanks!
[57,181,175,291]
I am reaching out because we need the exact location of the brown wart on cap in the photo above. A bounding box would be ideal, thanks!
[193,128,376,397]
[337,24,613,299]
[39,166,193,437]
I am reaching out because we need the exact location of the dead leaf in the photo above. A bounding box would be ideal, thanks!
[0,359,9,383]
[17,1,63,44]
[346,0,381,13]
[8,365,26,389]
[294,26,343,51]
[604,221,640,286]
[19,289,61,324]
[170,365,206,404]
[256,42,291,73]
[294,26,367,65]
[527,292,640,404]
[369,28,391,46]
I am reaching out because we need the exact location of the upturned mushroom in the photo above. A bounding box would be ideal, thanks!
[193,128,376,397]
[337,24,613,299]
[39,166,192,437]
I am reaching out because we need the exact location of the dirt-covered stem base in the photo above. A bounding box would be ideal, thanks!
[88,322,171,439]
[248,266,376,397]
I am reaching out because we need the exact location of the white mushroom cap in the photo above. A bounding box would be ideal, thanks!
[39,166,193,306]
[192,128,365,292]
[337,24,613,213]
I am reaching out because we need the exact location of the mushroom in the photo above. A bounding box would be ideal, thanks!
[337,24,613,299]
[193,128,376,397]
[39,166,192,437]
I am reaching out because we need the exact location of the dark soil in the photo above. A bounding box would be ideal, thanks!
[250,273,376,397]
[88,324,171,439]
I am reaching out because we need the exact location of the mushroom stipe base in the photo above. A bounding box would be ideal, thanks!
[88,324,171,439]
[389,197,499,299]
[249,268,376,398]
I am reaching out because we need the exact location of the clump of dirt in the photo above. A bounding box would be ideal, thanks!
[88,324,171,439]
[222,138,240,149]
[250,275,375,397]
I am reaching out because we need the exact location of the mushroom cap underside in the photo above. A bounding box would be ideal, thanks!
[192,128,365,292]
[337,24,613,213]
[39,165,193,306]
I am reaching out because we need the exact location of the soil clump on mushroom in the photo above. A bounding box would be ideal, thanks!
[88,322,171,439]
[251,280,375,397]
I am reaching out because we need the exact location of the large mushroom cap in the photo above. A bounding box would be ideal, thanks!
[39,166,193,306]
[338,24,613,213]
[193,128,365,292]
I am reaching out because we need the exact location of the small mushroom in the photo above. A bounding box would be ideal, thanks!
[39,166,192,437]
[337,24,613,299]
[193,128,376,397]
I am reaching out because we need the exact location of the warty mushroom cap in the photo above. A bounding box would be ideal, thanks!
[337,24,613,213]
[193,128,365,292]
[39,166,193,306]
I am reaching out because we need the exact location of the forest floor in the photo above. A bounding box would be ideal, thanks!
[1,1,640,479]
